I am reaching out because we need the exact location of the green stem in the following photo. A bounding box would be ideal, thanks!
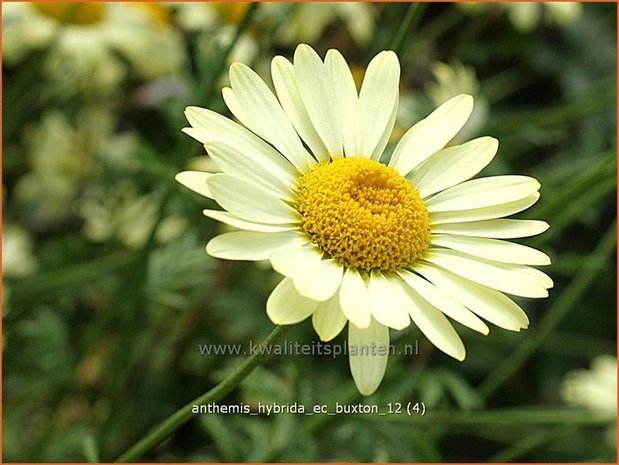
[535,175,615,246]
[478,220,617,400]
[6,252,133,312]
[389,3,427,55]
[487,427,576,462]
[529,151,615,220]
[486,77,614,132]
[174,2,259,164]
[115,325,291,462]
[198,2,259,106]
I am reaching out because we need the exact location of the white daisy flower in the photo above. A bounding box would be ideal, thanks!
[562,355,617,413]
[177,44,552,395]
[2,2,184,96]
[2,223,38,279]
[172,2,258,66]
[561,355,617,446]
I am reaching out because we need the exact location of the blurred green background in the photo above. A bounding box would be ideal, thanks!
[2,2,617,462]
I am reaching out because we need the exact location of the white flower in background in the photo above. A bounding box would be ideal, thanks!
[2,2,184,96]
[457,2,583,33]
[562,355,617,412]
[561,355,617,446]
[177,44,552,395]
[2,223,38,278]
[394,61,487,145]
[15,108,113,228]
[269,2,375,46]
[2,222,38,316]
[507,2,583,32]
[425,61,489,143]
[172,2,258,66]
[77,181,187,250]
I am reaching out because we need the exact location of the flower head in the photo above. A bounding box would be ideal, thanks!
[561,355,617,446]
[2,2,184,96]
[177,44,551,395]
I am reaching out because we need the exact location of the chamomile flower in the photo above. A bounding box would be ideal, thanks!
[2,2,184,96]
[426,61,488,143]
[2,223,38,279]
[177,44,552,395]
[172,2,258,66]
[562,355,617,446]
[15,108,113,228]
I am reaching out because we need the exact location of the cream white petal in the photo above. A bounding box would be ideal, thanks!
[390,94,474,176]
[415,263,529,330]
[348,318,390,396]
[339,267,372,329]
[425,176,540,212]
[206,230,304,261]
[271,56,329,162]
[205,141,293,200]
[207,174,300,225]
[269,242,322,279]
[221,87,262,135]
[184,106,298,184]
[175,171,214,199]
[367,271,410,330]
[398,270,489,335]
[312,293,348,341]
[325,49,358,158]
[430,193,540,224]
[355,51,400,157]
[410,137,499,198]
[432,248,553,290]
[293,258,344,302]
[423,249,548,298]
[294,44,343,158]
[399,282,466,361]
[370,94,399,161]
[266,276,320,325]
[431,219,550,238]
[182,126,209,144]
[431,235,551,266]
[202,209,297,233]
[502,262,554,289]
[229,63,315,172]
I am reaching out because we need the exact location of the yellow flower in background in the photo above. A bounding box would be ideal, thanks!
[2,2,184,96]
[177,44,551,395]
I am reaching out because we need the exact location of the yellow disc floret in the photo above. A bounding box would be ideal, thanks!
[34,3,106,25]
[296,158,431,272]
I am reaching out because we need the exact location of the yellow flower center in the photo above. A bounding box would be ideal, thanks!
[296,158,431,272]
[33,3,105,25]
